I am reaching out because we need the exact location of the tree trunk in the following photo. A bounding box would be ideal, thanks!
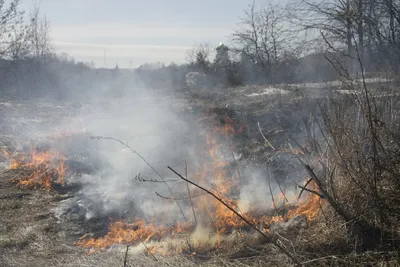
[346,0,354,74]
[357,0,364,71]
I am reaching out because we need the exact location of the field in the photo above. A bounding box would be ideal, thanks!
[1,78,400,267]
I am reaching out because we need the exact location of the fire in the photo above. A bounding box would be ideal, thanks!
[286,182,322,221]
[2,143,67,190]
[76,220,193,250]
[77,115,324,254]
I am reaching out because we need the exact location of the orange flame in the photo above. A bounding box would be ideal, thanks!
[2,143,67,190]
[76,219,193,250]
[77,115,324,254]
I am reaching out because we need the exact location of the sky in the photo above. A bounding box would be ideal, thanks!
[21,0,257,68]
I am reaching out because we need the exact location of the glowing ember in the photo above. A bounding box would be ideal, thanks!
[76,115,325,254]
[2,143,67,190]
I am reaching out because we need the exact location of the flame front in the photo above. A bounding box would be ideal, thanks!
[2,144,67,190]
[76,115,324,254]
[76,220,193,250]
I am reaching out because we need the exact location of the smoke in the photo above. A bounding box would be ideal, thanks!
[0,63,318,236]
[59,86,204,222]
[238,165,303,214]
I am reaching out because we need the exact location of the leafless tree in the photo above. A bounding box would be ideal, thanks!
[286,0,400,72]
[0,0,25,57]
[232,2,289,78]
[7,16,31,60]
[26,1,53,61]
[286,0,357,58]
[186,43,212,72]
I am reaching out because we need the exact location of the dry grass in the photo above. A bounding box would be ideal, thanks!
[282,80,400,265]
[1,80,400,266]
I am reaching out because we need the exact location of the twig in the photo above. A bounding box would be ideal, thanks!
[287,132,309,155]
[88,136,188,222]
[167,166,301,267]
[185,160,197,226]
[275,178,290,204]
[142,244,158,262]
[123,245,130,267]
[301,255,338,265]
[268,177,277,212]
[135,173,179,183]
[155,191,208,200]
[296,177,314,201]
[231,150,242,181]
[296,184,325,199]
[245,246,277,266]
[125,227,157,262]
[257,122,276,150]
[0,193,30,199]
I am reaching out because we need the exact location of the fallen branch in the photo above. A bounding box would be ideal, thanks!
[167,166,301,267]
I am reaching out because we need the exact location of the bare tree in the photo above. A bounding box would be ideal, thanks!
[286,0,356,55]
[232,2,288,80]
[186,43,212,72]
[286,0,400,72]
[7,16,31,60]
[26,1,53,61]
[0,0,25,57]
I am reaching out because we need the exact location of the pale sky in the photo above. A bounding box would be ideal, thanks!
[22,0,257,68]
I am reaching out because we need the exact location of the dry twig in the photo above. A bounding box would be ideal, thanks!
[185,160,197,225]
[123,245,130,267]
[257,122,276,151]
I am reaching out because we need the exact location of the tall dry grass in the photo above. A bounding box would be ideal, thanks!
[297,75,400,258]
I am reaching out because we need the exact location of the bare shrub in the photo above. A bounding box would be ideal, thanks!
[299,77,400,252]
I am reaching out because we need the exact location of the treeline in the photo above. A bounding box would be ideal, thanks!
[0,1,122,100]
[2,0,400,99]
[136,0,400,90]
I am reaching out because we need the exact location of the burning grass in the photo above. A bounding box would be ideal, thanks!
[73,115,324,258]
[0,113,325,262]
[2,144,66,190]
[3,87,400,266]
[75,191,322,255]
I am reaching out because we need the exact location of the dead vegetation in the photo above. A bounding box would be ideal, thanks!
[1,75,400,266]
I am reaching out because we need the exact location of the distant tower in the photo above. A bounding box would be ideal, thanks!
[215,42,229,66]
